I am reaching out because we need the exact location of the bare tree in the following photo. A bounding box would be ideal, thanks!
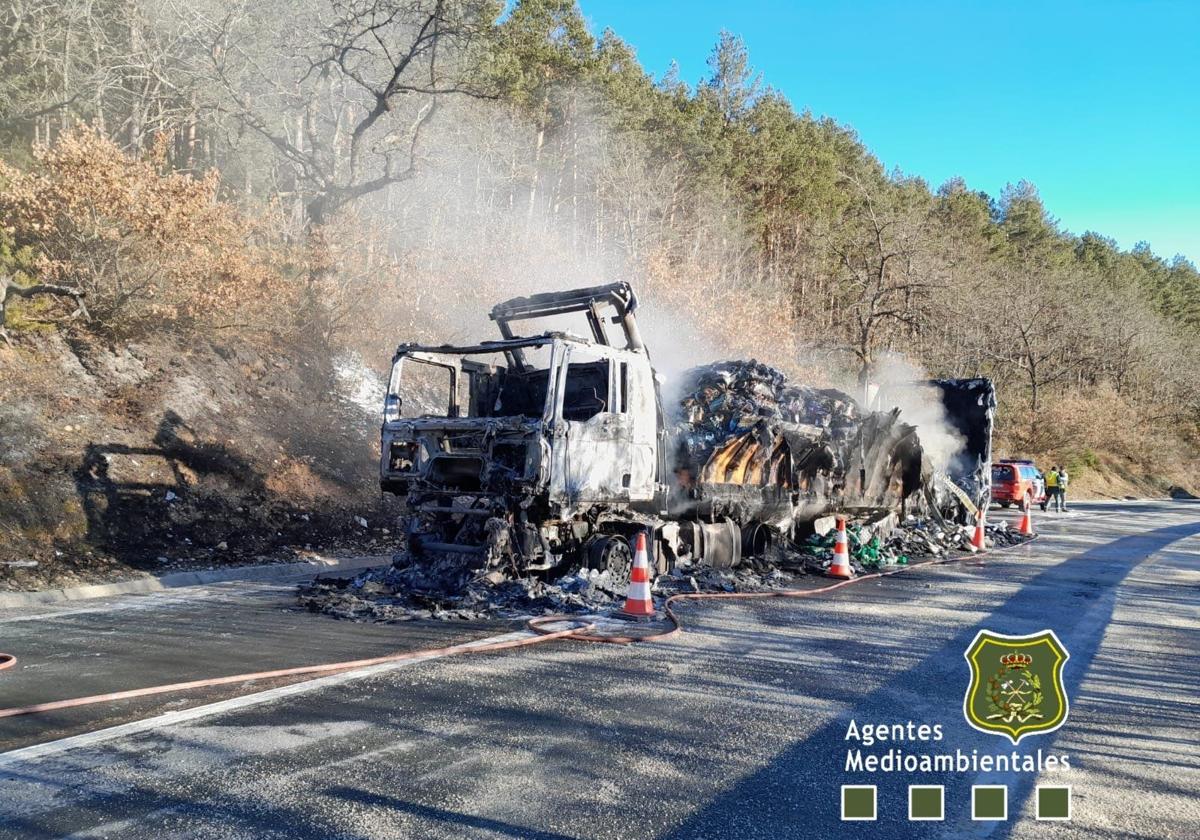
[0,0,204,155]
[825,177,943,394]
[195,0,497,227]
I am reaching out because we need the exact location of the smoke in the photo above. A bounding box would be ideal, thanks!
[334,89,964,490]
[868,353,966,474]
[339,89,806,379]
[634,302,726,390]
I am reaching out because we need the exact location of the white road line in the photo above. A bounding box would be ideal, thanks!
[0,630,531,769]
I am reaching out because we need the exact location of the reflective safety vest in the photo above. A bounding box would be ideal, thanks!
[1045,470,1059,488]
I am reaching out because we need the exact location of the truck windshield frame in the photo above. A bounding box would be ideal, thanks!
[386,339,578,424]
[389,354,461,418]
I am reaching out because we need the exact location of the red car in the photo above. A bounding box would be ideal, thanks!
[991,459,1047,509]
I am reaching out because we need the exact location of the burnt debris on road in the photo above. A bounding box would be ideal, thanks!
[297,513,1030,622]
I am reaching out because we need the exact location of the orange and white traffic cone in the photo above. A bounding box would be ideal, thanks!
[1017,503,1035,536]
[620,532,656,620]
[971,509,987,550]
[827,515,853,579]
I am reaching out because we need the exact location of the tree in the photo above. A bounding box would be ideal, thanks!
[198,0,502,226]
[0,0,204,159]
[824,175,943,393]
[971,183,1076,417]
[700,31,761,125]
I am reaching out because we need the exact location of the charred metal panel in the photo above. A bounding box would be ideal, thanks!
[930,377,996,515]
[490,282,644,351]
[547,343,657,514]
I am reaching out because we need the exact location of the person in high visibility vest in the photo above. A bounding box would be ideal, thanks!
[1045,466,1063,513]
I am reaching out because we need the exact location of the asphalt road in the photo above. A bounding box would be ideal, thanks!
[1,501,1198,839]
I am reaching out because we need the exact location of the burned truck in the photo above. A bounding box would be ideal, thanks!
[380,284,669,578]
[379,283,978,580]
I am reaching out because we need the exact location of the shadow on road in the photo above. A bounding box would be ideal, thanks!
[326,786,577,840]
[658,519,1200,840]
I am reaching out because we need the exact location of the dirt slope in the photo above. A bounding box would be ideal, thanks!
[0,333,399,590]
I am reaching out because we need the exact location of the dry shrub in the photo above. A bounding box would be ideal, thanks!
[0,128,302,338]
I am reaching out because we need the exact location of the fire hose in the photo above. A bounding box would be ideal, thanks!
[0,538,1033,720]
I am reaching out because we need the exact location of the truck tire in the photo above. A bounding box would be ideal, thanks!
[587,535,633,584]
[741,522,773,558]
[699,518,741,569]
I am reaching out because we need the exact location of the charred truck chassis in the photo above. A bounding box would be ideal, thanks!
[380,282,977,583]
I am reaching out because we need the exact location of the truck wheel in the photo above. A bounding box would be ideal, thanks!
[742,522,772,558]
[588,535,633,585]
[999,501,1011,509]
[699,518,742,569]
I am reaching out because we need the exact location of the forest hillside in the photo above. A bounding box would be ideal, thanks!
[2,0,1197,582]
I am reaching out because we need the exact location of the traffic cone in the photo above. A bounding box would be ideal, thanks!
[827,515,853,579]
[619,532,656,619]
[1017,503,1035,536]
[971,509,987,550]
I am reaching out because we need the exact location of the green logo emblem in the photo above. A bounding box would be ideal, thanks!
[963,629,1070,744]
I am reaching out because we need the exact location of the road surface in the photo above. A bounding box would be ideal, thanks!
[2,501,1198,839]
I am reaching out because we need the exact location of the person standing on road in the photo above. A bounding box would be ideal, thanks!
[1058,467,1070,511]
[1045,466,1060,512]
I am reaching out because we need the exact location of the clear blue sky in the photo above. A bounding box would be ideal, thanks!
[577,0,1200,265]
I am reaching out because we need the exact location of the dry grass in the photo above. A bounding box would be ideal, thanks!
[994,384,1200,498]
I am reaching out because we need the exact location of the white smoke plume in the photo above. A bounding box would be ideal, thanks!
[867,353,966,474]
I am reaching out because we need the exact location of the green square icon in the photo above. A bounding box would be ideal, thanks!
[909,785,944,821]
[1037,786,1072,820]
[972,785,1008,821]
[841,785,876,821]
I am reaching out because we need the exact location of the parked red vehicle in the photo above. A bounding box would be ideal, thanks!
[991,459,1047,509]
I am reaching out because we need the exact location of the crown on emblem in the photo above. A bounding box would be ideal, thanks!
[1001,652,1032,670]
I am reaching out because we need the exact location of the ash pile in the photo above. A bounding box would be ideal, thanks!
[297,549,818,622]
[298,550,631,622]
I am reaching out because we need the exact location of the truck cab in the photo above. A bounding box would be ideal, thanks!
[379,283,665,572]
